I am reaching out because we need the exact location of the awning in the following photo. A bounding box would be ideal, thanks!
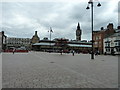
[33,43,55,46]
[68,44,91,47]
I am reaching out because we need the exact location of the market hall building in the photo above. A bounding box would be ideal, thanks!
[32,39,92,53]
[31,23,92,53]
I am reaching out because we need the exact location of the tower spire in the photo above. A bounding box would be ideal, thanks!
[76,22,82,41]
[77,22,80,30]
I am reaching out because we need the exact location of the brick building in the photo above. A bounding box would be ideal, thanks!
[93,23,115,54]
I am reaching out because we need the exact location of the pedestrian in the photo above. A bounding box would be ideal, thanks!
[13,48,15,54]
[98,50,100,55]
[72,50,75,56]
[61,50,63,55]
[95,50,98,56]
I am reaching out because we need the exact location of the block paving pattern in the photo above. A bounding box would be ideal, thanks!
[2,52,118,88]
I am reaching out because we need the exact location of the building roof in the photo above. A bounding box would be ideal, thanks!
[104,32,120,39]
[33,42,92,47]
[69,41,92,44]
[68,44,91,47]
[114,40,120,42]
[33,43,55,46]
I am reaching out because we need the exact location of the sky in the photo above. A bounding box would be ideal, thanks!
[0,0,119,41]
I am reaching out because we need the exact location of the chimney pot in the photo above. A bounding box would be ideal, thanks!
[101,27,104,30]
[117,26,120,29]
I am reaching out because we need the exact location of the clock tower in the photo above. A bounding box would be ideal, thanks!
[76,22,82,41]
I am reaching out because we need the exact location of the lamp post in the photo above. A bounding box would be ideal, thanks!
[86,0,101,59]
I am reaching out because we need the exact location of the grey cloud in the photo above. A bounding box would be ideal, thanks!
[118,1,120,25]
[1,1,118,40]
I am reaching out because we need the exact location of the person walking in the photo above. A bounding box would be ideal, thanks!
[60,50,63,55]
[72,50,75,56]
[13,48,15,54]
[95,50,98,56]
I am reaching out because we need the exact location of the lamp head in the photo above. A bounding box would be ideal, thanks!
[88,0,93,4]
[86,6,90,9]
[97,3,101,7]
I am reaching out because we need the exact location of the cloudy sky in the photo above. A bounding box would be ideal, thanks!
[0,0,119,41]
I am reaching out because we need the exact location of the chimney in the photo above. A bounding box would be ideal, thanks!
[35,31,37,36]
[101,27,104,30]
[107,23,114,30]
[2,31,4,35]
[117,26,120,29]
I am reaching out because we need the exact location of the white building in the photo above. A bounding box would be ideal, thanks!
[6,37,31,50]
[103,30,120,55]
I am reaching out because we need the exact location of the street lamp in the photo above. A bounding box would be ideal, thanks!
[86,0,101,59]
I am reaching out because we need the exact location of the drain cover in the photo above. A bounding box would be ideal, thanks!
[50,62,54,63]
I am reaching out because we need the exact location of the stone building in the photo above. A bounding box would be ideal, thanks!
[93,23,115,54]
[31,31,40,44]
[76,22,82,41]
[6,37,31,50]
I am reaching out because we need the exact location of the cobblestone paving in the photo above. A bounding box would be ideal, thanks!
[2,52,118,88]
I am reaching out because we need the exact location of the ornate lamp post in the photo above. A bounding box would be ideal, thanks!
[86,0,101,59]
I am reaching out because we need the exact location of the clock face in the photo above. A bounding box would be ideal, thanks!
[76,30,81,36]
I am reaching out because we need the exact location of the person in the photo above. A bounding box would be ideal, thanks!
[95,50,98,56]
[72,50,75,56]
[13,48,15,54]
[98,50,100,55]
[60,50,63,55]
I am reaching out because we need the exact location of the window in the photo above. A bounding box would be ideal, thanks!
[106,48,110,52]
[108,43,110,47]
[99,36,101,39]
[96,37,99,40]
[105,43,107,46]
[116,48,120,52]
[106,43,110,47]
[95,42,98,45]
[111,42,114,46]
[115,42,118,46]
[119,42,120,46]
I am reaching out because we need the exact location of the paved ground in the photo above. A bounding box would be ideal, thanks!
[0,53,2,89]
[2,52,118,88]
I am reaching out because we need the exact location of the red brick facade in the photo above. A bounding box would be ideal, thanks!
[93,23,115,54]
